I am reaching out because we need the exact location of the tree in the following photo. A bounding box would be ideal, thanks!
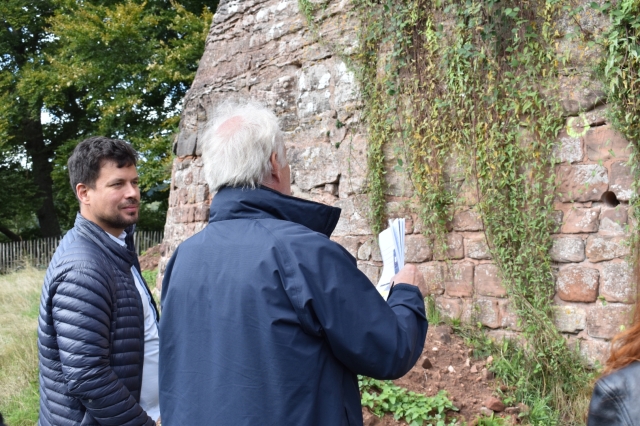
[0,0,215,239]
[0,151,39,241]
[0,0,58,237]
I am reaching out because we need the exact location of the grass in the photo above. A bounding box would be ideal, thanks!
[426,301,593,425]
[0,268,44,425]
[455,325,594,426]
[141,269,160,305]
[425,295,441,326]
[0,267,160,425]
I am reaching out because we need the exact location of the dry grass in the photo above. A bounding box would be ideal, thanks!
[0,268,44,425]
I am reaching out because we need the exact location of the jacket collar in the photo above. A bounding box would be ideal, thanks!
[73,213,138,266]
[209,186,342,238]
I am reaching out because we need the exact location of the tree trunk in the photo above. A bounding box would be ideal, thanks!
[23,116,61,237]
[0,224,21,242]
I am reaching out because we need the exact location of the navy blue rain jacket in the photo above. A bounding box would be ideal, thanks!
[159,186,428,426]
[38,214,156,426]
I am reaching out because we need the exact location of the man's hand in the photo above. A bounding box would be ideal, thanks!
[391,264,427,298]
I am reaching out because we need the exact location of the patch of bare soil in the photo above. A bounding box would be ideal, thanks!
[362,325,522,425]
[138,244,161,271]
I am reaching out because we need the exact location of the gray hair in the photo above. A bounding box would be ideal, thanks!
[201,100,286,191]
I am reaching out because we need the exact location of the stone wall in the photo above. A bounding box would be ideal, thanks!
[158,0,636,366]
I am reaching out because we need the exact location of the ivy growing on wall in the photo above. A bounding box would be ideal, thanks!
[344,0,592,422]
[299,0,639,423]
[597,0,640,257]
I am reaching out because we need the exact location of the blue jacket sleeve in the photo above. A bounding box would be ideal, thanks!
[50,263,154,426]
[278,233,428,379]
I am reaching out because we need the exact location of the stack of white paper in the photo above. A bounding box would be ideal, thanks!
[376,218,405,300]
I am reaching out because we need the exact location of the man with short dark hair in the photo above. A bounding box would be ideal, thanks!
[38,136,159,425]
[159,101,428,425]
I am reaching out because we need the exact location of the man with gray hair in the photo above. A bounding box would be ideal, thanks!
[159,101,428,425]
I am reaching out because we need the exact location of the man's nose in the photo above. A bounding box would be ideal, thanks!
[125,182,140,198]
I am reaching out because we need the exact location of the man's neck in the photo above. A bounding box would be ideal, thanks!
[79,211,125,237]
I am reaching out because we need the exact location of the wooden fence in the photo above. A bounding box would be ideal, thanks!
[133,231,164,256]
[0,230,164,273]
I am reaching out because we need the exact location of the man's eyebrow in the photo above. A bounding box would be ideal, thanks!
[106,176,138,184]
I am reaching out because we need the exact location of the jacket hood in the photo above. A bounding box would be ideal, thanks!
[73,213,139,267]
[209,186,342,238]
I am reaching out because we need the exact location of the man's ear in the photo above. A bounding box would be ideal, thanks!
[76,183,90,206]
[269,152,281,181]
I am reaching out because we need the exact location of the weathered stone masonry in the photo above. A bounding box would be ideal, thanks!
[158,0,636,366]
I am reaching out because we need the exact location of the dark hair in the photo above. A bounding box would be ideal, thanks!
[68,136,138,195]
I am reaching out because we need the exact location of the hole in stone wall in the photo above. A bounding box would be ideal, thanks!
[601,191,620,207]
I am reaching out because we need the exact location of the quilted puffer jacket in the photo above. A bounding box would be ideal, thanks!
[588,361,640,426]
[37,214,157,426]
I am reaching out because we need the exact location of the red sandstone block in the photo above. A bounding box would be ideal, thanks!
[586,235,629,263]
[580,338,610,368]
[554,129,583,163]
[444,262,474,297]
[609,161,634,202]
[498,299,520,330]
[336,236,360,258]
[436,296,473,323]
[465,236,492,260]
[587,302,633,339]
[170,206,184,224]
[418,262,445,295]
[476,297,501,329]
[186,187,197,204]
[169,191,178,207]
[357,238,373,261]
[194,205,210,222]
[186,206,195,223]
[195,184,209,204]
[405,234,433,263]
[451,209,484,231]
[600,261,635,303]
[434,233,464,260]
[556,265,599,302]
[475,263,506,297]
[556,165,608,203]
[599,206,628,234]
[561,207,600,233]
[584,125,631,161]
[550,236,586,263]
[178,188,189,205]
[357,262,380,285]
[436,297,463,321]
[552,304,586,333]
[183,171,193,186]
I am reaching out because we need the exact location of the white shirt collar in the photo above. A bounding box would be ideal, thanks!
[106,230,128,247]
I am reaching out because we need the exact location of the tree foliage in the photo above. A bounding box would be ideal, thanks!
[0,0,215,239]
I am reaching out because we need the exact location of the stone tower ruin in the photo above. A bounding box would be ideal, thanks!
[157,0,636,366]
